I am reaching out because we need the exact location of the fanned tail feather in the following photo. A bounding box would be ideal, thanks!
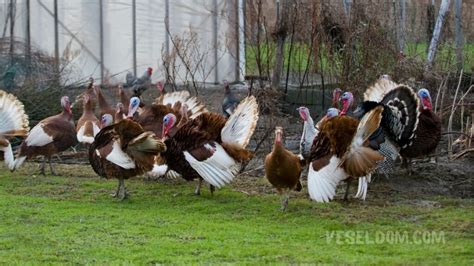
[221,96,259,148]
[184,143,240,188]
[364,77,399,102]
[307,156,348,202]
[158,91,208,118]
[342,106,385,177]
[0,143,15,170]
[0,90,29,136]
[381,85,420,149]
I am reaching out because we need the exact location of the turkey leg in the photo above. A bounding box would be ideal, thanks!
[194,179,202,195]
[117,177,129,200]
[344,179,352,201]
[48,156,57,176]
[39,157,46,176]
[281,191,289,211]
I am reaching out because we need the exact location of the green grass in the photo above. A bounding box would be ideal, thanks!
[0,164,473,264]
[245,42,474,75]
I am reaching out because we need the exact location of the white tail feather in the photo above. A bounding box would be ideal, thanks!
[221,96,259,148]
[184,142,240,188]
[13,155,26,170]
[160,91,208,118]
[354,174,371,200]
[307,156,348,203]
[0,90,29,135]
[364,78,399,102]
[0,143,15,170]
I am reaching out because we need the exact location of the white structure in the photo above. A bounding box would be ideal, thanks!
[0,0,245,84]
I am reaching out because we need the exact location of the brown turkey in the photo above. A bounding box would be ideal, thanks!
[265,126,302,211]
[159,96,258,195]
[89,113,166,200]
[76,94,100,145]
[399,88,441,173]
[13,96,78,175]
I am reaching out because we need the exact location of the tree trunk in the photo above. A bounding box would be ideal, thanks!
[271,0,289,89]
[454,0,464,71]
[426,0,452,70]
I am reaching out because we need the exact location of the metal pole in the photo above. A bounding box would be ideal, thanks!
[165,0,169,57]
[213,0,218,84]
[234,0,239,81]
[239,0,245,81]
[132,0,137,77]
[54,0,59,72]
[9,0,14,56]
[99,0,104,82]
[26,0,30,60]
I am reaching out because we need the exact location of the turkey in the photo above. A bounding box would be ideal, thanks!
[94,85,116,119]
[76,94,100,145]
[71,77,96,109]
[265,126,302,211]
[117,85,130,114]
[298,88,343,161]
[339,91,354,116]
[356,78,421,176]
[0,90,29,170]
[13,96,78,175]
[134,91,207,179]
[89,109,166,200]
[297,106,318,161]
[159,96,259,195]
[124,67,153,97]
[307,107,384,203]
[309,83,420,202]
[114,103,126,123]
[399,88,441,173]
[222,80,240,118]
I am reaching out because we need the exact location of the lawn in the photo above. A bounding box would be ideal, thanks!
[0,163,472,264]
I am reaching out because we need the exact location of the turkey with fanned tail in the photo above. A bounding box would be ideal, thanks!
[0,89,29,170]
[159,96,259,195]
[88,99,166,200]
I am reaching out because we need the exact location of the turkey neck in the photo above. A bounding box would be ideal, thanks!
[83,100,95,116]
[97,89,111,109]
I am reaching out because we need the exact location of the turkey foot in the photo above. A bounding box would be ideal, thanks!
[402,158,413,176]
[194,179,202,195]
[281,193,289,211]
[48,156,58,176]
[39,157,46,176]
[117,177,129,201]
[343,179,352,201]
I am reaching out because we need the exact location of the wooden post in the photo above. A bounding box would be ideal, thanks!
[426,0,451,70]
[454,0,464,71]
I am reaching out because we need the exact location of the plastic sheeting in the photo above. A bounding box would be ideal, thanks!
[0,0,243,85]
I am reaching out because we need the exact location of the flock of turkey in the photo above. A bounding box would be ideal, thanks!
[0,73,441,210]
